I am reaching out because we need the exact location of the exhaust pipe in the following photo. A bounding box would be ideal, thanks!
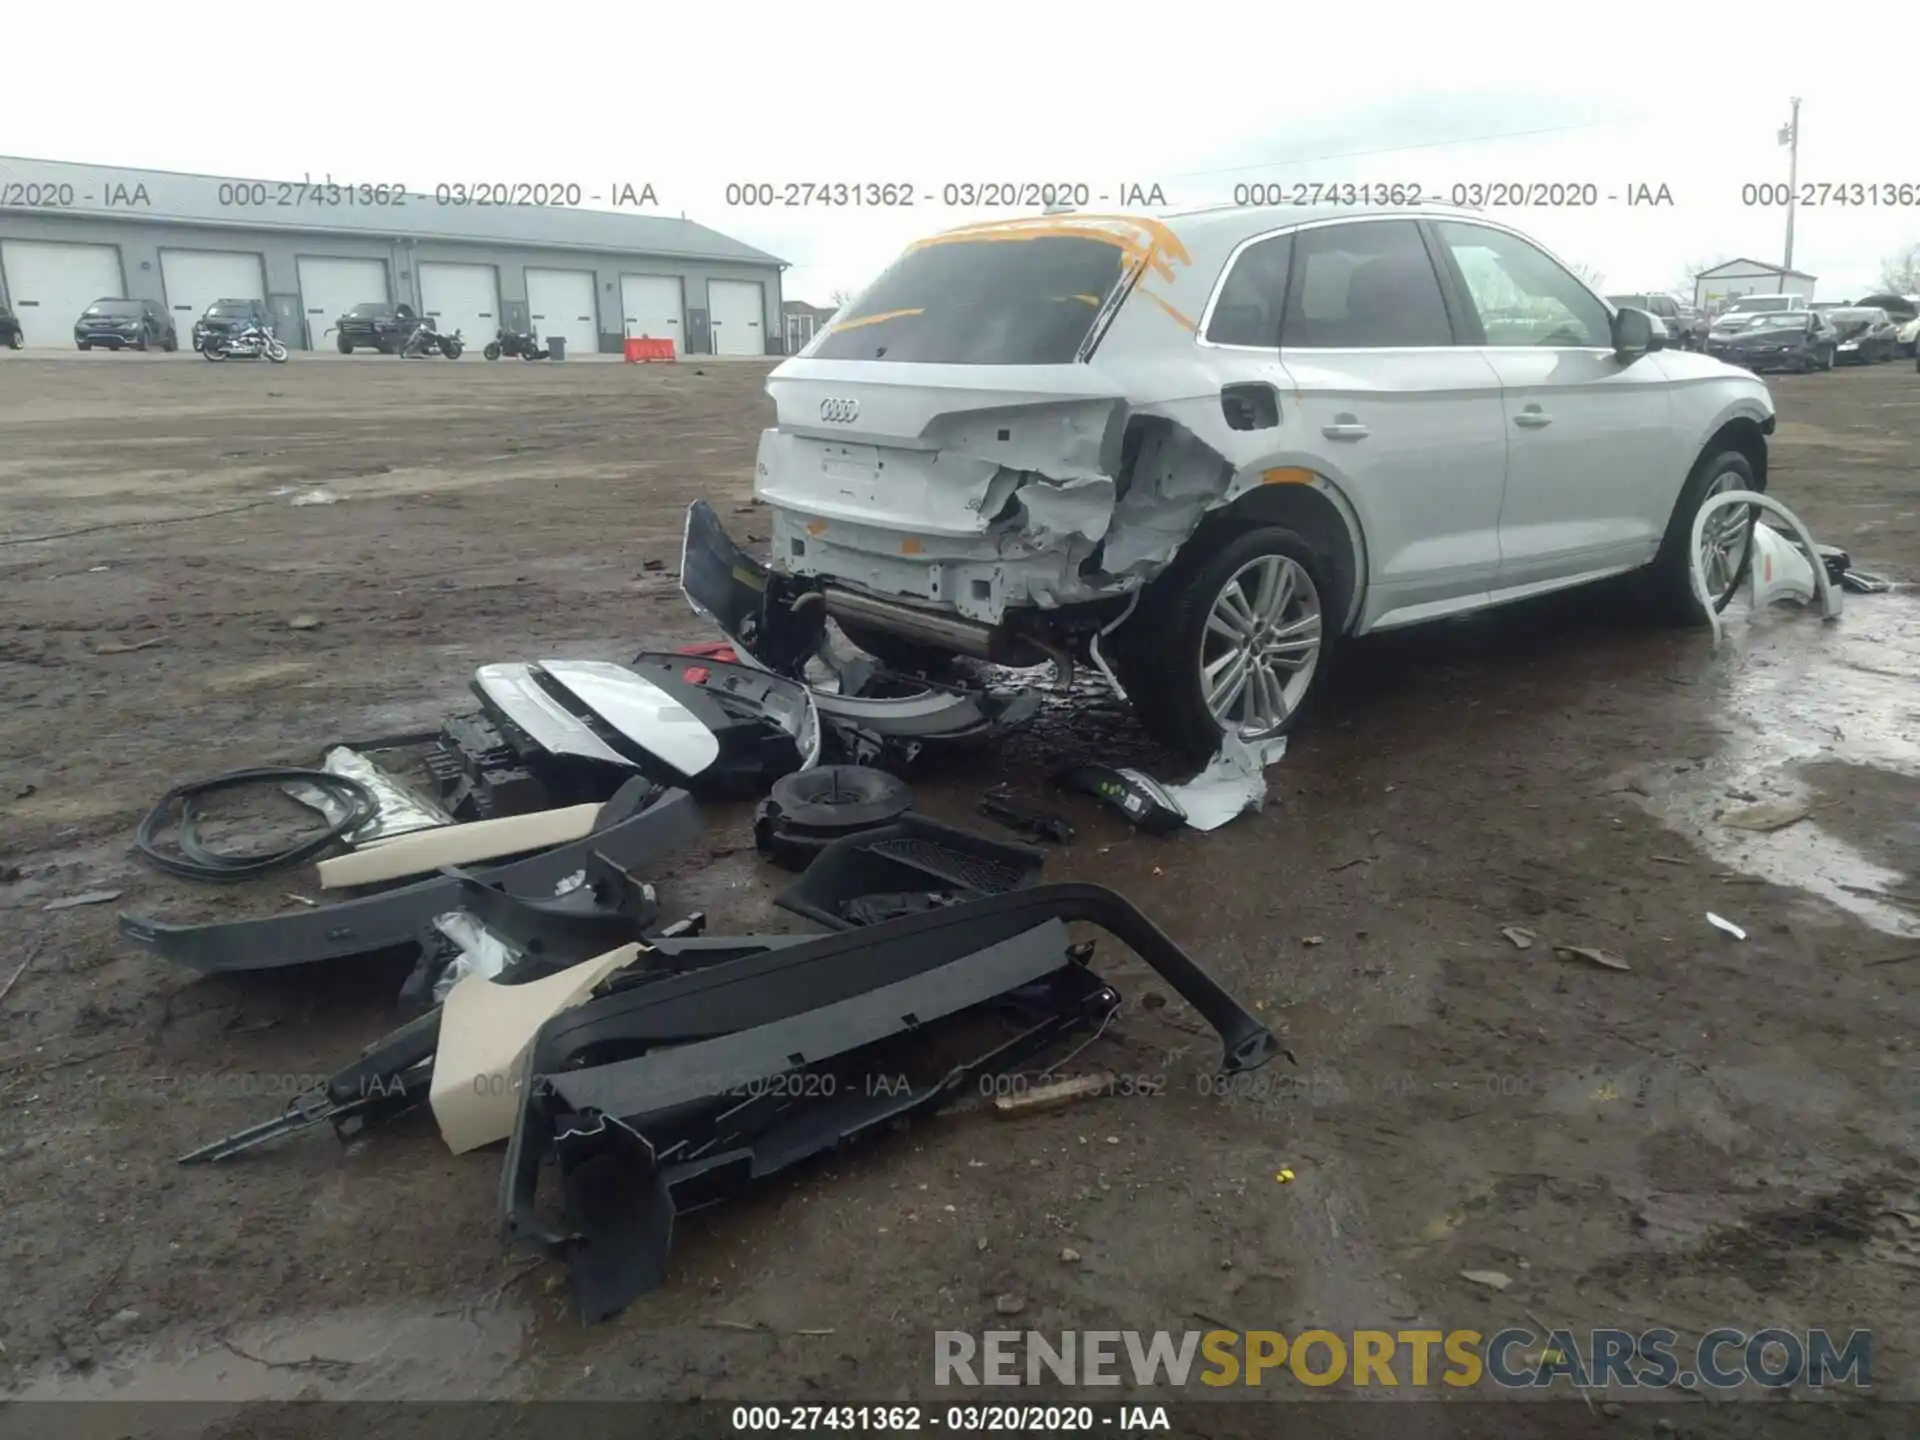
[822,586,1000,659]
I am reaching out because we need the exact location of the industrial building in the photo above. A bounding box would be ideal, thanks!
[0,156,787,355]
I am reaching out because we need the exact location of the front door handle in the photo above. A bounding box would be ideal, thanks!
[1514,405,1552,429]
[1321,420,1369,441]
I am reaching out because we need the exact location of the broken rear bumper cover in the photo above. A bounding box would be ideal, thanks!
[501,881,1285,1320]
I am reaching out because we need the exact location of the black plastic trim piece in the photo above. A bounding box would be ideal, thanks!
[118,783,701,974]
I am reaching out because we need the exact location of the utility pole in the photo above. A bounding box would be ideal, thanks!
[1780,97,1801,274]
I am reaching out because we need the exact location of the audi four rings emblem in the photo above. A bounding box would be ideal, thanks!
[819,398,860,423]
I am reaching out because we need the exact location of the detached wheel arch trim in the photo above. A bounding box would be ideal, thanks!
[1687,489,1841,649]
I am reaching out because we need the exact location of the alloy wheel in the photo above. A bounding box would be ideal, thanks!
[1199,553,1323,739]
[1698,471,1754,602]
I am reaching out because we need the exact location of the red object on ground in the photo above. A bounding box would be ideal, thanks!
[623,337,677,362]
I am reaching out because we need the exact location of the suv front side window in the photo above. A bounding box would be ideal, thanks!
[1278,220,1453,349]
[1433,222,1611,348]
[1205,234,1294,348]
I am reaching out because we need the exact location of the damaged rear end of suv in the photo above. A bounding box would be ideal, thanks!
[692,206,1772,763]
[690,211,1353,760]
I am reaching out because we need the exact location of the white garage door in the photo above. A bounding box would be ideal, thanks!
[296,257,388,351]
[161,249,266,342]
[708,279,765,356]
[526,268,599,355]
[1,240,123,347]
[418,262,500,346]
[619,274,684,351]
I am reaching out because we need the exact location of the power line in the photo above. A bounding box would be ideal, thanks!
[1161,116,1636,183]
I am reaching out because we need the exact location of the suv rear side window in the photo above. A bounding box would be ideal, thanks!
[1279,220,1453,348]
[808,235,1127,364]
[1433,221,1611,347]
[1206,234,1293,347]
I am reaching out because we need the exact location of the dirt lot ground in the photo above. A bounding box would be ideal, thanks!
[1,351,1917,1431]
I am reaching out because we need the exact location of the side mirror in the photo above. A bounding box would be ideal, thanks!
[1611,306,1655,362]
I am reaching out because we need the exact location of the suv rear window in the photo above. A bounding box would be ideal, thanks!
[808,235,1127,364]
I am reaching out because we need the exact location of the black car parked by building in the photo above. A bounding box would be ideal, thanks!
[329,301,416,354]
[0,301,22,350]
[1705,309,1836,372]
[193,298,274,354]
[74,298,177,351]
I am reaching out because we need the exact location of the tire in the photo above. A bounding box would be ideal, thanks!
[483,342,501,361]
[1640,448,1759,625]
[337,335,354,355]
[202,346,227,362]
[266,342,288,363]
[752,765,915,872]
[833,619,959,676]
[77,342,90,351]
[6,330,21,350]
[134,333,149,352]
[444,341,462,359]
[1113,524,1335,762]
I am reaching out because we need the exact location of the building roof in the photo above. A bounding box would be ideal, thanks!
[1696,258,1818,280]
[0,154,786,267]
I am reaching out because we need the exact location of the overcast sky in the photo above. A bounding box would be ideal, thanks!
[8,2,1913,302]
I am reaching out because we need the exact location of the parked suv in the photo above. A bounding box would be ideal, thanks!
[0,300,21,349]
[193,298,273,354]
[1605,292,1696,348]
[330,301,416,354]
[690,207,1774,759]
[74,298,177,351]
[1709,295,1807,335]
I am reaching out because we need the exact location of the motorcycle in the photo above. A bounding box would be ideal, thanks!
[202,323,289,363]
[398,317,464,360]
[483,327,548,361]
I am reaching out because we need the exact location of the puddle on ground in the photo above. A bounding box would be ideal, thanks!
[1628,590,1920,937]
[2,1301,532,1406]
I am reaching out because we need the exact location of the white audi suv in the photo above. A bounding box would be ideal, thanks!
[703,205,1774,760]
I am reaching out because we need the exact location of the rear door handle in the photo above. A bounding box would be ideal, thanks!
[1514,405,1552,430]
[1320,421,1369,441]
